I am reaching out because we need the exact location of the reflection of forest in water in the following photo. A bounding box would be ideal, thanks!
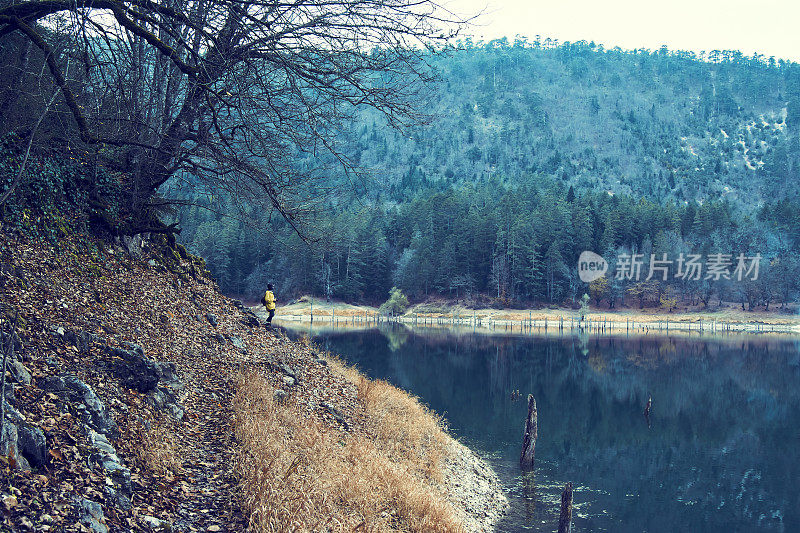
[314,327,800,532]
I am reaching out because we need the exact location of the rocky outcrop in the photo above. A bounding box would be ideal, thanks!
[75,497,109,533]
[107,342,160,393]
[148,360,185,420]
[88,430,132,510]
[41,375,119,438]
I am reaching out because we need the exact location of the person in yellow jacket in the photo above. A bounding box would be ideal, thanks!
[262,283,276,326]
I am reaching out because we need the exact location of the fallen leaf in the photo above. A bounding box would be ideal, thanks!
[48,449,64,461]
[2,495,18,511]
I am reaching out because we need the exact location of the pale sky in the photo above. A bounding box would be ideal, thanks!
[444,0,800,61]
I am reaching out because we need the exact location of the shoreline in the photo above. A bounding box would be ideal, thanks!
[265,297,800,331]
[257,306,800,337]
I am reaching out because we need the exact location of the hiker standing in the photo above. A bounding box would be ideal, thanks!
[262,283,276,326]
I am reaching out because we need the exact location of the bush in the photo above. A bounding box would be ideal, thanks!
[379,287,409,316]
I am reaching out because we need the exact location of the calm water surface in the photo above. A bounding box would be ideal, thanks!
[287,323,800,532]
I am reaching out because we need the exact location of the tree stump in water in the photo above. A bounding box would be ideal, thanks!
[557,482,573,533]
[520,394,537,470]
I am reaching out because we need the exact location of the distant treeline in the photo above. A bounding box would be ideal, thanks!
[178,179,800,310]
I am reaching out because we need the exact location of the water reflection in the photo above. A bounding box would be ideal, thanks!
[293,323,800,532]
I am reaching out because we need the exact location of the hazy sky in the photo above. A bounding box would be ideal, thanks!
[444,0,800,61]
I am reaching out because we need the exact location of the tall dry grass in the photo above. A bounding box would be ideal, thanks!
[233,369,464,532]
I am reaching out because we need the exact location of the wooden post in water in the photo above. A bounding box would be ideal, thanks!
[520,395,537,470]
[557,482,574,533]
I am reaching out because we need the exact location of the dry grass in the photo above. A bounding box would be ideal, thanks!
[233,370,464,532]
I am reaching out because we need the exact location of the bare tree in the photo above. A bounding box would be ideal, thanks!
[0,0,463,233]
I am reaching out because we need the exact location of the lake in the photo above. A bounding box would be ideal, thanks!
[285,322,800,532]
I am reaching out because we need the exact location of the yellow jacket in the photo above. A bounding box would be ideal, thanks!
[263,290,276,311]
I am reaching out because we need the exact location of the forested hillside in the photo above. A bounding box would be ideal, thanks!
[176,40,800,309]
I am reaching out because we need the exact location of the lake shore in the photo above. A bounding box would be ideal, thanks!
[258,297,800,335]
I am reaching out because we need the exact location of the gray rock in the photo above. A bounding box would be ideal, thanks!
[148,259,157,267]
[1,421,30,471]
[75,498,108,533]
[3,399,24,423]
[205,313,218,327]
[88,430,118,459]
[321,402,349,430]
[155,362,181,388]
[64,329,95,354]
[273,390,289,403]
[0,331,22,354]
[229,335,245,349]
[8,359,31,385]
[166,403,184,421]
[267,361,297,380]
[141,515,172,531]
[282,375,296,388]
[44,375,118,438]
[107,343,160,393]
[87,430,131,501]
[121,235,145,258]
[17,423,46,468]
[242,315,260,327]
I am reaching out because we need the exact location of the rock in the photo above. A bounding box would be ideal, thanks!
[148,259,157,267]
[88,430,118,459]
[144,362,185,420]
[242,315,260,327]
[205,313,218,327]
[0,331,22,353]
[142,515,172,531]
[1,421,30,471]
[17,423,47,468]
[75,497,108,533]
[107,343,160,392]
[121,235,145,258]
[212,333,226,343]
[8,359,31,385]
[64,329,95,353]
[273,390,289,403]
[229,335,245,350]
[267,361,297,380]
[44,375,118,438]
[282,375,296,387]
[87,430,131,504]
[155,362,181,387]
[321,402,348,430]
[314,358,328,367]
[2,399,23,423]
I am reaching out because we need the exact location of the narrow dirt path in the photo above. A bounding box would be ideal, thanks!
[173,357,248,532]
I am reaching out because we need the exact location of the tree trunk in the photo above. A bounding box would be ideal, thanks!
[520,394,537,470]
[557,482,573,533]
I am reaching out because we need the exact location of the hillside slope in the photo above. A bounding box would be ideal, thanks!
[0,225,506,531]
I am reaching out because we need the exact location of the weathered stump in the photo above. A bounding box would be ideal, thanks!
[557,482,573,533]
[519,394,537,470]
